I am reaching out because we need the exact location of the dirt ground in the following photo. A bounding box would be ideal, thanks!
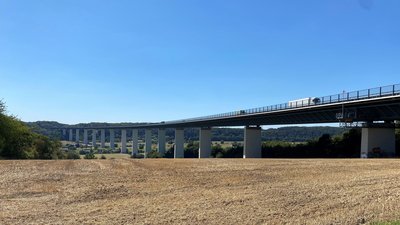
[1,159,400,225]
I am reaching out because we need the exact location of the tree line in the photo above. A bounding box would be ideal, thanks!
[0,100,66,159]
[159,128,400,158]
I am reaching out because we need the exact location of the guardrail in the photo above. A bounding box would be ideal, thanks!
[167,84,400,124]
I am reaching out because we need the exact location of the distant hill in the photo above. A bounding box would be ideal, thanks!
[26,121,347,142]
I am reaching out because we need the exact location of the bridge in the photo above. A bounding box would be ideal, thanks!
[62,84,400,158]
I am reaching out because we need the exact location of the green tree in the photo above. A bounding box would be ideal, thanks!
[34,135,63,159]
[0,100,64,159]
[184,141,199,158]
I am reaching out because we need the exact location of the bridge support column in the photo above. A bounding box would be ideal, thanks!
[132,129,138,156]
[100,129,105,148]
[83,129,88,146]
[75,129,80,144]
[174,128,184,158]
[62,129,66,139]
[244,126,262,158]
[121,129,127,153]
[361,127,396,158]
[92,129,97,148]
[110,129,115,150]
[145,129,152,156]
[158,129,166,156]
[69,129,73,141]
[199,128,212,158]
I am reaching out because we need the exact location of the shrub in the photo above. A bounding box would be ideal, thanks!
[164,147,174,158]
[184,141,199,158]
[146,150,161,158]
[79,149,88,155]
[67,151,81,160]
[100,155,107,159]
[84,150,97,159]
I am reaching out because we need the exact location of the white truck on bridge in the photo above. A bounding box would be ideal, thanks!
[288,97,320,108]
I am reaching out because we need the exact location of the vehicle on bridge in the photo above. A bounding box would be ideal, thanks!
[288,97,321,108]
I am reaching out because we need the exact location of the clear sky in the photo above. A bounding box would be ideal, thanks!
[0,0,399,125]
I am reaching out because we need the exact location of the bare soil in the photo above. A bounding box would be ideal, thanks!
[1,159,400,225]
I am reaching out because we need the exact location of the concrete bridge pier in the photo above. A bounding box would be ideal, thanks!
[110,129,115,150]
[101,129,105,148]
[83,129,88,146]
[243,126,262,158]
[75,129,80,144]
[121,129,127,153]
[92,129,97,148]
[158,128,166,156]
[69,129,73,142]
[361,124,396,158]
[62,129,66,139]
[145,129,152,156]
[174,128,185,158]
[199,127,212,158]
[132,129,138,156]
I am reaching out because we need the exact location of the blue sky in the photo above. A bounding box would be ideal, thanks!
[0,0,399,124]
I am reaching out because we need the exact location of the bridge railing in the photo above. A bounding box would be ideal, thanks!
[167,84,400,124]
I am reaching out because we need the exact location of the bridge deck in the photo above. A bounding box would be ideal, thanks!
[68,84,400,129]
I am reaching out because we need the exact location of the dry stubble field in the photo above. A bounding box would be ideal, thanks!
[1,159,400,225]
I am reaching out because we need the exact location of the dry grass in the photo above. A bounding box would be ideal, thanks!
[1,159,400,224]
[79,154,131,159]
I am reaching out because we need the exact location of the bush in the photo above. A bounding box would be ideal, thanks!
[34,135,64,159]
[184,141,199,158]
[211,144,243,158]
[100,155,107,159]
[211,144,224,158]
[164,148,174,158]
[79,149,88,155]
[67,151,81,160]
[146,150,161,158]
[84,150,97,159]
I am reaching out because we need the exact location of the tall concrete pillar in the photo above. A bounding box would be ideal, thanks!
[243,126,262,158]
[145,129,152,155]
[121,129,127,153]
[75,129,80,143]
[361,127,396,158]
[110,129,115,150]
[174,128,185,158]
[83,129,88,145]
[69,129,73,141]
[62,129,66,139]
[158,129,166,156]
[101,129,105,148]
[132,129,138,156]
[92,129,97,148]
[199,127,212,158]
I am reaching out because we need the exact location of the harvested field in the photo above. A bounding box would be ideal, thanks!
[1,159,400,224]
